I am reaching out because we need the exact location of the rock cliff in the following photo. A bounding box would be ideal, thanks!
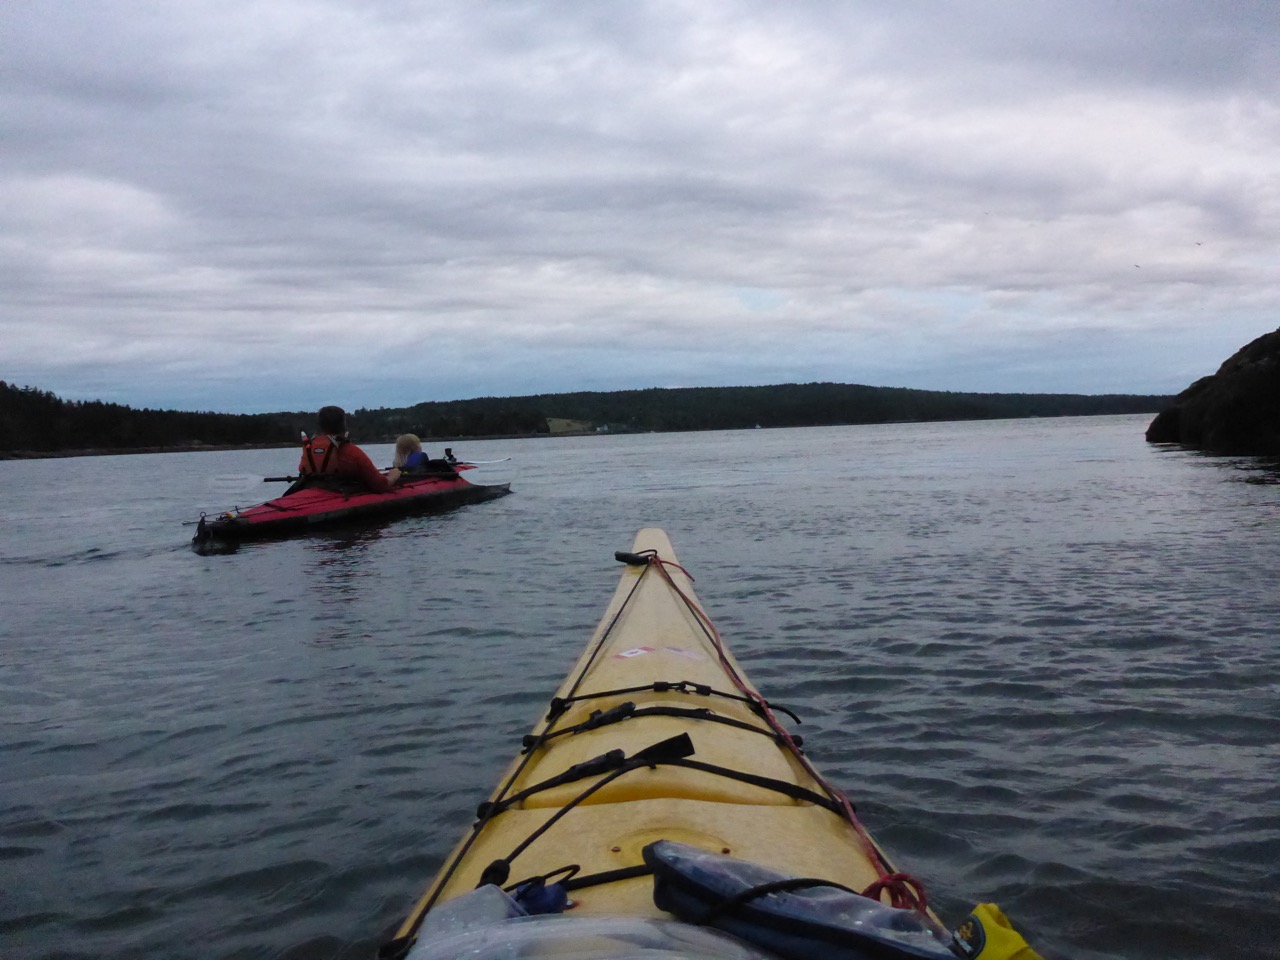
[1145,327,1280,455]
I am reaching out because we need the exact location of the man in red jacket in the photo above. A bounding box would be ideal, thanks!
[298,405,400,492]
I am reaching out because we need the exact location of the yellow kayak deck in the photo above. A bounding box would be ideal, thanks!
[391,528,913,945]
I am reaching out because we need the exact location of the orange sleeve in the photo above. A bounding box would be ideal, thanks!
[343,444,393,492]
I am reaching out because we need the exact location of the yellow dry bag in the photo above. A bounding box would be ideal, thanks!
[952,903,1044,960]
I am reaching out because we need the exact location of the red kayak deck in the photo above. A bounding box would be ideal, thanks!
[192,468,510,544]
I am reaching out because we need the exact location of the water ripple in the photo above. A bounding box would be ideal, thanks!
[4,419,1280,960]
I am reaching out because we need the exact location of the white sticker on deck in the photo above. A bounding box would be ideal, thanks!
[615,647,655,659]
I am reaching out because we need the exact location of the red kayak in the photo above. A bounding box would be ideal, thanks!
[191,463,510,547]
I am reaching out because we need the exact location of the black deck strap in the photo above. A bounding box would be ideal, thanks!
[546,682,711,722]
[545,681,801,726]
[694,876,860,925]
[615,550,654,566]
[477,748,626,819]
[636,707,798,745]
[487,735,698,881]
[562,862,654,891]
[661,758,846,814]
[477,734,854,913]
[530,703,797,750]
[480,734,696,820]
[489,739,840,828]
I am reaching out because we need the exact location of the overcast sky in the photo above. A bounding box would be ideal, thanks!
[4,1,1279,413]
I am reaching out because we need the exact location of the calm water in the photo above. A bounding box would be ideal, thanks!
[2,416,1278,960]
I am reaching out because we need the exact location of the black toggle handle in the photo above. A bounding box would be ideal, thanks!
[581,702,637,731]
[615,551,652,566]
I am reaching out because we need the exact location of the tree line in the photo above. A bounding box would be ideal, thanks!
[0,382,310,454]
[0,379,1171,456]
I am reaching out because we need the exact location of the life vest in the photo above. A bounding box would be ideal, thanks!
[403,450,430,469]
[301,434,344,474]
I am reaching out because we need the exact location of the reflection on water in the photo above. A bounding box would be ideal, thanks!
[308,528,386,643]
[2,417,1279,960]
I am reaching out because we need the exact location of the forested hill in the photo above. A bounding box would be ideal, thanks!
[378,384,1170,437]
[1,379,1171,457]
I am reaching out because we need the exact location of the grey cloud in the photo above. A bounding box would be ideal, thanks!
[2,0,1278,411]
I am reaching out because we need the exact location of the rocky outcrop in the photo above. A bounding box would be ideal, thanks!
[1146,327,1280,455]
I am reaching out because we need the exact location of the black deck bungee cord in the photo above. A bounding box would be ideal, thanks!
[527,702,796,751]
[545,679,802,725]
[478,736,842,824]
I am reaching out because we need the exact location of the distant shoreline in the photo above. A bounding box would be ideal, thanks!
[0,413,1158,460]
[0,442,298,461]
[0,433,554,460]
[2,379,1172,460]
